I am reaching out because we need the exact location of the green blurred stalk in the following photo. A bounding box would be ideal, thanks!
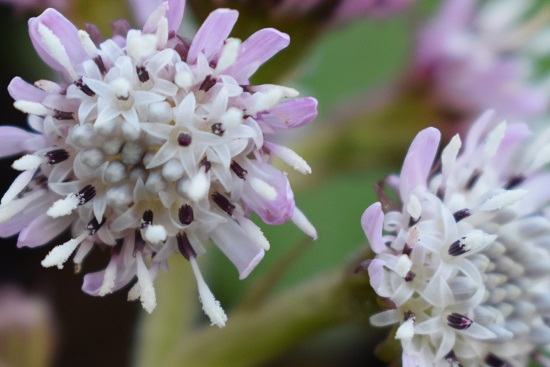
[161,259,377,367]
[134,256,198,367]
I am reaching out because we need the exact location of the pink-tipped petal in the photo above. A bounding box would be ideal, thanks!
[8,77,47,103]
[260,97,318,129]
[0,127,40,157]
[242,162,295,225]
[399,127,441,201]
[187,9,238,64]
[210,220,264,279]
[167,0,185,32]
[28,9,87,75]
[228,28,290,83]
[361,202,386,253]
[17,214,72,248]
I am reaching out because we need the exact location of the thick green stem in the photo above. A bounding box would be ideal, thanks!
[164,269,376,367]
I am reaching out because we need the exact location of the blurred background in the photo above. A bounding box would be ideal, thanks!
[0,0,548,366]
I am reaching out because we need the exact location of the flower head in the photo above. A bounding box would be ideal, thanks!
[363,110,550,365]
[413,0,549,124]
[1,0,317,326]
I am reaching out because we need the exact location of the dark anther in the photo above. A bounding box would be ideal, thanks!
[168,30,176,39]
[212,192,235,216]
[84,23,104,46]
[484,353,511,367]
[403,310,415,321]
[230,161,247,179]
[199,75,216,92]
[354,259,372,274]
[436,186,445,200]
[402,243,413,256]
[408,216,420,227]
[176,232,196,261]
[504,175,525,189]
[45,149,69,164]
[452,208,471,222]
[136,66,150,83]
[76,185,96,205]
[200,157,212,172]
[94,56,107,75]
[87,216,105,235]
[178,204,194,225]
[240,85,254,93]
[448,238,467,256]
[174,36,191,61]
[54,110,75,120]
[211,122,225,136]
[75,78,95,97]
[404,271,416,282]
[133,229,146,256]
[141,210,153,228]
[177,132,192,147]
[447,313,473,330]
[444,350,462,367]
[465,169,481,190]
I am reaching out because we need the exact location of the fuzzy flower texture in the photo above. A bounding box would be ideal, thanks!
[0,0,317,326]
[363,111,550,366]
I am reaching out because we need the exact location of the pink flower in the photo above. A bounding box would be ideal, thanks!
[363,110,550,365]
[1,0,317,326]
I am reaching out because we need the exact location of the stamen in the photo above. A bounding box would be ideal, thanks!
[136,66,150,83]
[404,271,416,282]
[200,157,212,172]
[76,185,96,205]
[141,210,154,228]
[212,192,235,216]
[447,313,473,330]
[87,216,105,235]
[465,169,481,190]
[211,122,225,136]
[199,75,216,92]
[484,353,511,367]
[452,208,471,222]
[230,161,247,179]
[45,149,70,164]
[54,110,75,120]
[176,232,196,260]
[444,350,462,367]
[504,175,525,189]
[178,204,194,225]
[75,78,95,97]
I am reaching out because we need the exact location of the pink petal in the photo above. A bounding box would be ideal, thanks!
[260,97,318,129]
[242,162,295,225]
[368,259,390,297]
[0,127,40,157]
[187,9,238,64]
[399,127,441,202]
[228,28,290,83]
[210,220,265,279]
[8,77,47,103]
[166,0,185,32]
[17,213,72,248]
[28,8,87,75]
[82,255,136,296]
[361,202,386,253]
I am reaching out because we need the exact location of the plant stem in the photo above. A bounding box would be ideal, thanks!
[164,269,376,367]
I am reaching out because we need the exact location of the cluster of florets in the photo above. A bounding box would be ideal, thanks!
[362,111,550,365]
[413,0,549,122]
[0,0,317,326]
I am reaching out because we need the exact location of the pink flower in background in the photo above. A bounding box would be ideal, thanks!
[1,0,317,326]
[413,0,548,122]
[362,110,550,365]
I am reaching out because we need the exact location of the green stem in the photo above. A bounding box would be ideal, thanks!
[164,269,377,367]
